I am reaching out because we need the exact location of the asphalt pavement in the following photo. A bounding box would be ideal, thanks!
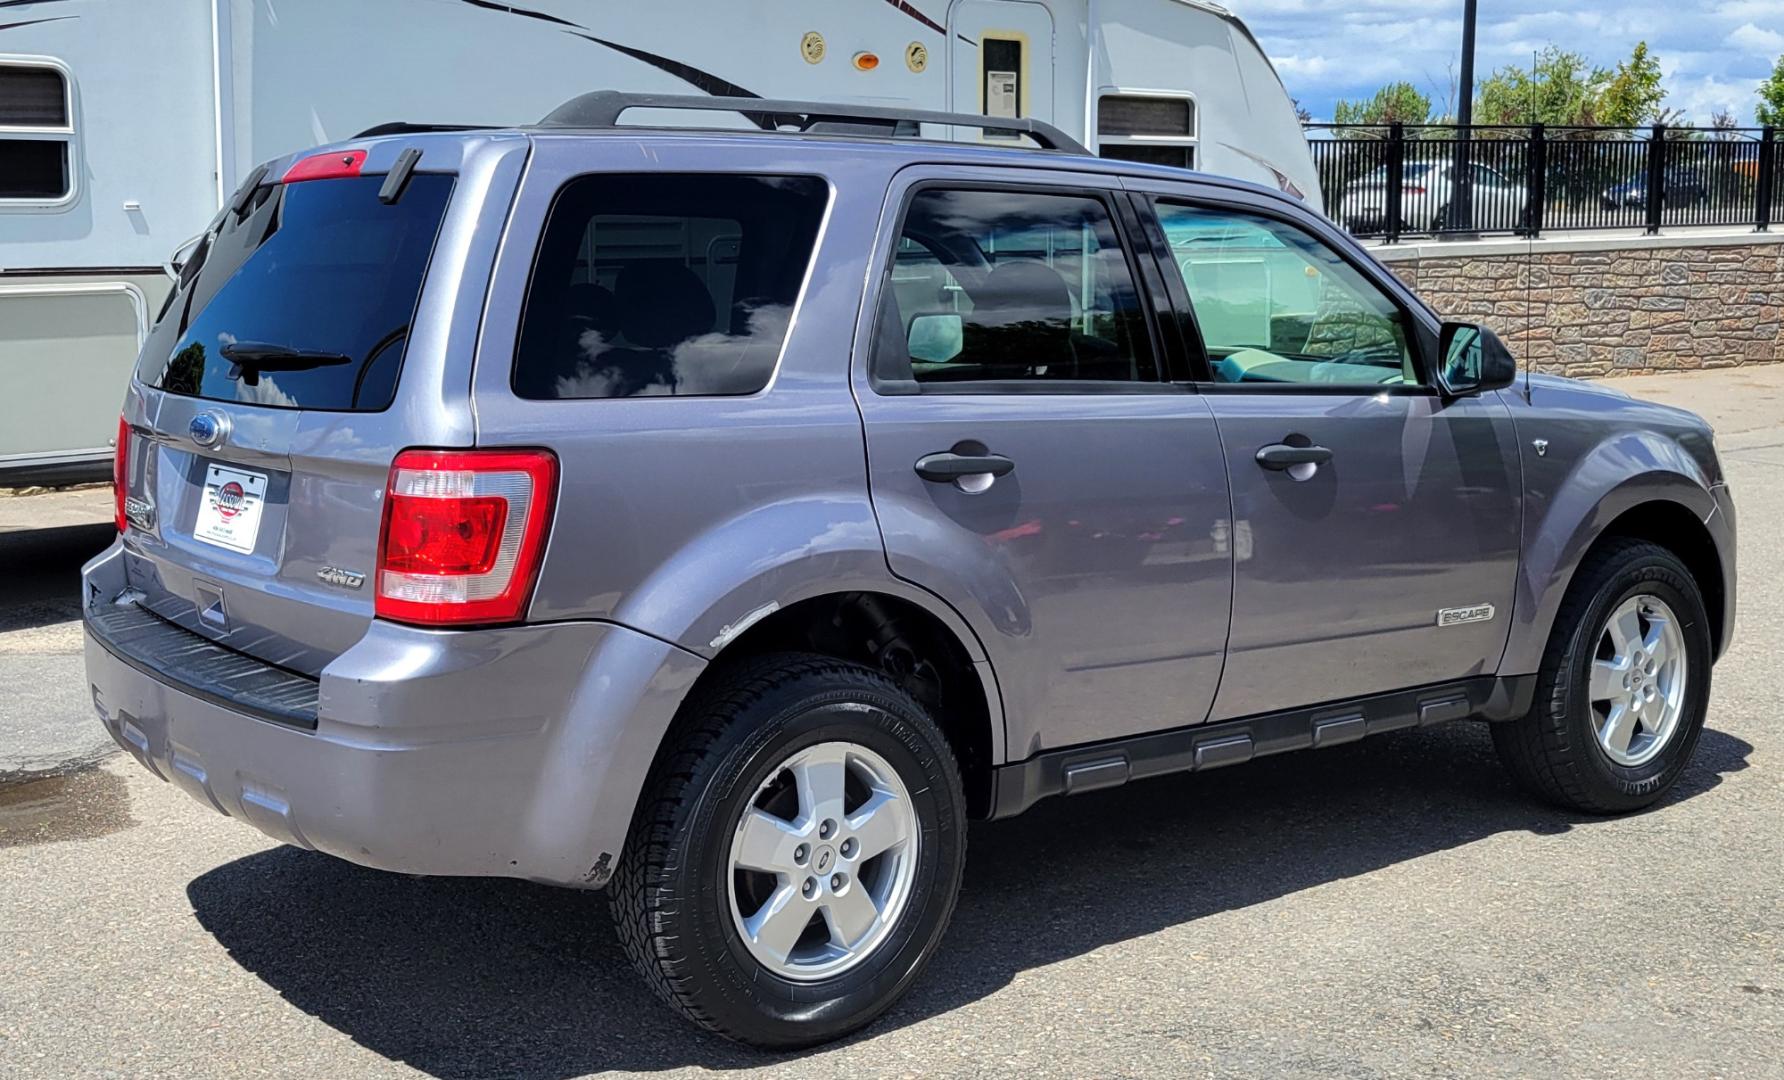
[1,371,1780,1078]
[0,487,114,778]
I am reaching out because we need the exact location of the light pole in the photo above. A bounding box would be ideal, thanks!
[1450,0,1479,234]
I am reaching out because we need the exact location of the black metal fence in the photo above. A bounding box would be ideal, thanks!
[1306,123,1782,242]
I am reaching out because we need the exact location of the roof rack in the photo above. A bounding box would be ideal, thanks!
[537,91,1091,155]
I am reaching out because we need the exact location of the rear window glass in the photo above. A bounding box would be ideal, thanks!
[134,173,453,411]
[512,173,827,399]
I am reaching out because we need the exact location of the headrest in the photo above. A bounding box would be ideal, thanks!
[565,283,620,339]
[969,261,1073,329]
[615,263,717,349]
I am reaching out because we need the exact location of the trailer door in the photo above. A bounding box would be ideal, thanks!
[949,1,1055,139]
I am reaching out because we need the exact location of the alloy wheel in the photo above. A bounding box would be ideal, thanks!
[726,740,920,982]
[1587,594,1688,767]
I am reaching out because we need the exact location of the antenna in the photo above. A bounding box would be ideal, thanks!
[1524,49,1536,404]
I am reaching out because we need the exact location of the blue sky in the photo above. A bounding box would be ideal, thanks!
[1229,0,1784,125]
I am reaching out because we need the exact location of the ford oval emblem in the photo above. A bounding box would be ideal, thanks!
[189,412,229,448]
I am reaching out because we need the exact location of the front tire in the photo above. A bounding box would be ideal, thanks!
[611,654,967,1048]
[1492,539,1712,813]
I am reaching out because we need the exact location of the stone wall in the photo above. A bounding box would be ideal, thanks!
[1376,237,1784,378]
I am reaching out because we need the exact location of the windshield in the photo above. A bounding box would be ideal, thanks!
[134,173,453,411]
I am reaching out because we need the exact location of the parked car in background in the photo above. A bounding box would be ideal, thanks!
[1602,167,1710,210]
[86,94,1735,1049]
[1339,160,1529,234]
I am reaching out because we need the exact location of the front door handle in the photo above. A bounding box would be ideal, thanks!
[1255,443,1334,471]
[915,450,1015,484]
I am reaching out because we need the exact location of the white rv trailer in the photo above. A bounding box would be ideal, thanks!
[0,0,1317,484]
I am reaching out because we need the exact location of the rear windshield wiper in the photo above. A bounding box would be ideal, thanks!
[220,341,352,386]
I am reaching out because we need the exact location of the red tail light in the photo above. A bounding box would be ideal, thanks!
[375,448,557,626]
[1404,186,1427,196]
[113,415,129,533]
[282,149,367,183]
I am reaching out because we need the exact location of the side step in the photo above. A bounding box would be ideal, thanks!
[987,675,1536,819]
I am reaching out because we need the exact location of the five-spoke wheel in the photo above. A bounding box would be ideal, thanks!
[1493,538,1711,813]
[611,654,966,1048]
[728,741,919,980]
[1587,594,1688,767]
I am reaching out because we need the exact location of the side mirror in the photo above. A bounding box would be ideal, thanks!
[907,313,964,363]
[1437,321,1516,397]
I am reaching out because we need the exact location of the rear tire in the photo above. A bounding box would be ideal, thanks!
[610,653,967,1048]
[1492,538,1712,813]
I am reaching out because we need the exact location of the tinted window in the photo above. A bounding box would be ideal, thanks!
[135,174,454,410]
[0,139,67,199]
[1099,95,1195,137]
[876,188,1156,386]
[1100,144,1194,170]
[1156,203,1417,387]
[0,63,72,200]
[0,65,66,125]
[513,174,827,399]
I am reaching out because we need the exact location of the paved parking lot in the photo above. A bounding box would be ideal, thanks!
[2,369,1781,1079]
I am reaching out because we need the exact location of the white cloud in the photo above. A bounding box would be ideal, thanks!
[1227,0,1784,124]
[1716,1,1784,20]
[1727,22,1784,55]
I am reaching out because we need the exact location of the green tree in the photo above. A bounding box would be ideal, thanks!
[1599,42,1667,129]
[1474,47,1607,127]
[1759,54,1784,127]
[1332,81,1434,127]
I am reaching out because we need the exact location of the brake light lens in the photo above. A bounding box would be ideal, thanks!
[375,449,557,626]
[282,149,366,184]
[1404,185,1427,196]
[113,415,129,533]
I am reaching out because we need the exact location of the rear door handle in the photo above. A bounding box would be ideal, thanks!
[914,451,1015,484]
[1255,443,1334,470]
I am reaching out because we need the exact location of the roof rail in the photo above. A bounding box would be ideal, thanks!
[537,91,1091,155]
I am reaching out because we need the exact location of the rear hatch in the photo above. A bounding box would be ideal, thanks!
[116,144,480,676]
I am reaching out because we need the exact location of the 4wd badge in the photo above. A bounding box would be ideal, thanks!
[317,566,366,590]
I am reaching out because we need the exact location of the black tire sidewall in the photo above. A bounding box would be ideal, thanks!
[666,679,965,1045]
[1558,551,1712,805]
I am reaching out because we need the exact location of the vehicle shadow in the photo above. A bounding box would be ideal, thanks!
[0,523,113,634]
[186,721,1751,1078]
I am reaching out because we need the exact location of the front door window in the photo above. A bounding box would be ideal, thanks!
[1155,203,1419,388]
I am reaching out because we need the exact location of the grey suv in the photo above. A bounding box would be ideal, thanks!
[84,94,1736,1048]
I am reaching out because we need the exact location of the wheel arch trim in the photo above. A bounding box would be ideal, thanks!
[1503,451,1730,675]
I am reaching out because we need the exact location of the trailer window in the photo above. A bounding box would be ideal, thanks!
[1098,94,1196,172]
[980,38,1023,136]
[0,61,74,202]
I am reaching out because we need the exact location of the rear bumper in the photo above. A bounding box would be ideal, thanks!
[82,541,705,887]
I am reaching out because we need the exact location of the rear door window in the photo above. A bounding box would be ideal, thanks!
[512,173,828,399]
[873,187,1157,387]
[135,173,454,411]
